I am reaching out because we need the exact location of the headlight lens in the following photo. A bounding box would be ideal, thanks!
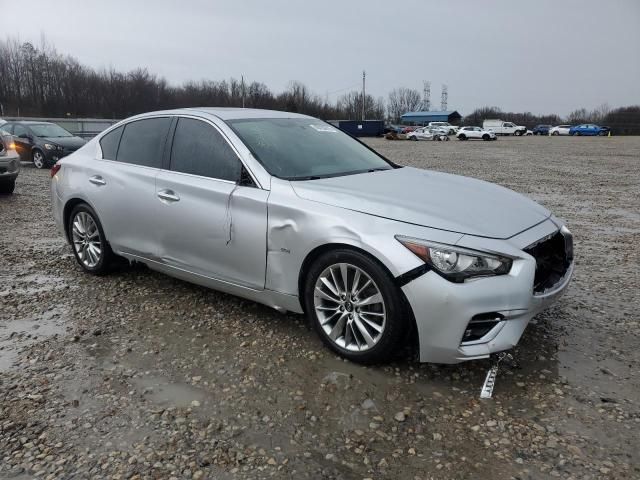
[44,143,58,150]
[396,236,513,282]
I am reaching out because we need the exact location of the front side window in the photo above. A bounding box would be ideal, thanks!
[117,117,171,168]
[30,123,73,138]
[14,125,28,137]
[170,118,242,181]
[227,118,392,180]
[100,126,124,160]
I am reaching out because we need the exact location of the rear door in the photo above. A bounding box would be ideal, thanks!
[155,116,268,289]
[89,117,172,258]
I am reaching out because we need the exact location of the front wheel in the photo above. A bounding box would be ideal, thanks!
[32,149,48,169]
[458,134,467,141]
[304,249,408,364]
[552,131,559,136]
[482,134,490,141]
[68,203,114,275]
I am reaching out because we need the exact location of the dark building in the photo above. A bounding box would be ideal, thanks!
[400,110,462,125]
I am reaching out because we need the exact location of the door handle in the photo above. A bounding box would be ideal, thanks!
[157,189,180,202]
[89,175,106,186]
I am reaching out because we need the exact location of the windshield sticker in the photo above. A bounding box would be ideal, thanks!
[309,124,338,133]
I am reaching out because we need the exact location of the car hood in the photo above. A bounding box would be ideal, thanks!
[43,136,86,149]
[290,167,551,239]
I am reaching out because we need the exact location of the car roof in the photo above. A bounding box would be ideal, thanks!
[9,120,56,125]
[129,107,314,122]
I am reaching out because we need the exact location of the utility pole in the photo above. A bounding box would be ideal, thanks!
[241,75,245,108]
[362,70,366,121]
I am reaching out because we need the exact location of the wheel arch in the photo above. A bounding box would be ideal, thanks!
[62,197,102,243]
[298,242,406,309]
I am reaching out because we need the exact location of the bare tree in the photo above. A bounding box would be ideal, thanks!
[387,87,422,122]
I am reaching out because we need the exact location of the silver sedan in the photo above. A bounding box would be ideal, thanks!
[51,108,573,364]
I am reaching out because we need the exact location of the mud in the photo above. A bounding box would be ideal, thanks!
[0,135,638,479]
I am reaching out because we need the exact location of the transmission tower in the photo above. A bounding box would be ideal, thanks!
[441,84,448,111]
[422,81,431,111]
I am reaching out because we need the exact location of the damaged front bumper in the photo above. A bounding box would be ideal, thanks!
[401,218,574,364]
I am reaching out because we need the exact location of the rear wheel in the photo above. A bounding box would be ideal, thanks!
[68,203,114,275]
[0,178,16,194]
[32,149,48,169]
[304,249,408,364]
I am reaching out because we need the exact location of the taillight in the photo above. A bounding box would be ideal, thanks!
[51,162,62,178]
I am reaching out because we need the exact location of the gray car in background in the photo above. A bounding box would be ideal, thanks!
[50,108,574,364]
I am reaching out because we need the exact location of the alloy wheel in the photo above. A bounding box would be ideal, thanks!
[71,211,102,268]
[313,263,386,352]
[33,150,45,169]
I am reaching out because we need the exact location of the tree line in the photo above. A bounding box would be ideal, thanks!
[1,37,638,134]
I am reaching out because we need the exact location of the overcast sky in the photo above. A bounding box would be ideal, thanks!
[2,0,639,115]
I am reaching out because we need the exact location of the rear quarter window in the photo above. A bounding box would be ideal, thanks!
[99,126,124,160]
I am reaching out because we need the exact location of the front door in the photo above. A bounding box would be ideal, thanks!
[155,117,268,289]
[12,124,33,161]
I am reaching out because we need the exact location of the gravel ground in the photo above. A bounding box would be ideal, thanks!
[1,135,638,479]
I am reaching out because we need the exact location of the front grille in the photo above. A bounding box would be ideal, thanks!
[524,229,573,294]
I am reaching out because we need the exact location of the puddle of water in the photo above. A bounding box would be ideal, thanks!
[0,306,68,371]
[132,375,207,408]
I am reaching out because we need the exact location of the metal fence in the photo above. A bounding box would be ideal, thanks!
[2,117,120,139]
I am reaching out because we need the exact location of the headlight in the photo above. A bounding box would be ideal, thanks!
[44,143,58,150]
[396,236,513,282]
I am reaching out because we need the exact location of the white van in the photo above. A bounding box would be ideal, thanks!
[482,120,527,136]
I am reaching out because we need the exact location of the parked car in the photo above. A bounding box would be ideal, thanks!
[384,124,404,135]
[549,125,572,136]
[51,108,574,365]
[482,120,527,136]
[0,128,20,194]
[569,124,609,136]
[427,122,458,135]
[407,127,449,141]
[456,126,497,141]
[532,125,551,135]
[2,121,86,169]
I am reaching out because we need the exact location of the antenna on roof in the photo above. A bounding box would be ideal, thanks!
[422,81,431,111]
[441,84,448,111]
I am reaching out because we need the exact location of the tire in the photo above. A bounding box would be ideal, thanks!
[32,149,48,169]
[482,134,490,141]
[410,136,417,141]
[514,130,522,136]
[68,203,114,275]
[552,131,559,136]
[0,178,16,194]
[304,249,408,364]
[444,135,450,141]
[576,131,581,136]
[458,134,466,141]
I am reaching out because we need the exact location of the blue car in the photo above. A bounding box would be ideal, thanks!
[532,124,551,135]
[569,124,608,136]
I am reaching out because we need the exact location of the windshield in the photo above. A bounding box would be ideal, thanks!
[30,123,73,138]
[227,118,393,180]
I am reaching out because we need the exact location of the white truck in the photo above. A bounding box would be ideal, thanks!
[482,119,527,136]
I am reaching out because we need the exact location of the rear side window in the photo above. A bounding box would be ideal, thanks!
[170,117,241,181]
[14,125,28,137]
[100,126,123,160]
[117,117,171,168]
